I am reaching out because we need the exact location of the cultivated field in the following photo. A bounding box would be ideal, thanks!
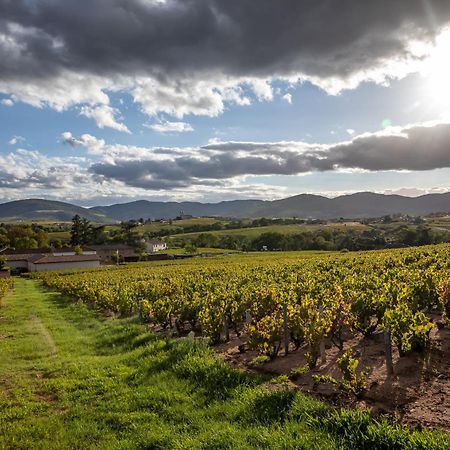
[2,246,450,448]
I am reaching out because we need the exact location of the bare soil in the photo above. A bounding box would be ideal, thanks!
[214,320,450,431]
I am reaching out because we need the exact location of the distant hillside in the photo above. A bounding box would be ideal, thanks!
[0,199,110,222]
[90,199,268,222]
[92,192,450,221]
[251,192,450,219]
[1,193,450,222]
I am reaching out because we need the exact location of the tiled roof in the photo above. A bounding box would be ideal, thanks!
[2,247,52,255]
[1,246,94,255]
[6,254,36,261]
[30,254,100,264]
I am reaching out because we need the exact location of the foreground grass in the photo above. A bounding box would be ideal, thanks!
[0,279,449,449]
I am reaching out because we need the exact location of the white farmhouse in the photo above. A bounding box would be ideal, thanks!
[145,239,167,253]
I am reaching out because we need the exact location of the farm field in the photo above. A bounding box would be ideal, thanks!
[24,244,450,435]
[1,277,450,449]
[172,222,369,240]
[105,217,229,234]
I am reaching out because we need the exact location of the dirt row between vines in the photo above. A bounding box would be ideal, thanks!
[213,322,450,431]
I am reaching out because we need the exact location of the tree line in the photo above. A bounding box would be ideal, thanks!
[175,225,450,252]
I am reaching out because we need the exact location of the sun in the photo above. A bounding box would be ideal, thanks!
[424,28,450,109]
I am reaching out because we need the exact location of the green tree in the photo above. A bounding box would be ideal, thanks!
[70,215,92,246]
[74,245,83,255]
[184,243,197,254]
[120,221,139,245]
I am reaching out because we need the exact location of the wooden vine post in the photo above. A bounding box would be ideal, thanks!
[223,315,230,342]
[384,330,394,376]
[283,302,289,356]
[319,305,326,364]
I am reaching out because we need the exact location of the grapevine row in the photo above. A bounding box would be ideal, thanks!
[33,245,450,368]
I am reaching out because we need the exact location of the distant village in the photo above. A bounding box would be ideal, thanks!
[0,239,168,274]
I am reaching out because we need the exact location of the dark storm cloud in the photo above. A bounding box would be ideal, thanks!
[1,0,450,82]
[328,123,450,171]
[90,158,226,190]
[89,122,450,190]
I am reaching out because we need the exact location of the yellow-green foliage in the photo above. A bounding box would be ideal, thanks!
[0,277,13,306]
[35,244,450,364]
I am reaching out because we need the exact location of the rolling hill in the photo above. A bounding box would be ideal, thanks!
[0,199,111,222]
[90,199,268,222]
[91,192,450,220]
[1,192,449,222]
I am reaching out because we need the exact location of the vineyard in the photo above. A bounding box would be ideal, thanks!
[4,243,448,447]
[33,246,450,374]
[0,277,13,305]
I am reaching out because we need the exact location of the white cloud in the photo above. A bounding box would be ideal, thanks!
[8,136,25,145]
[1,98,14,106]
[0,149,90,192]
[282,93,292,104]
[132,76,226,118]
[79,104,130,133]
[0,70,111,112]
[147,121,194,133]
[346,129,355,135]
[61,132,106,154]
[249,79,273,101]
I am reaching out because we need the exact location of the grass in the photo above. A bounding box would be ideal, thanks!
[173,223,369,240]
[1,279,449,449]
[47,231,71,241]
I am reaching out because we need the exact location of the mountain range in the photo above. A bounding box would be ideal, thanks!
[0,192,449,223]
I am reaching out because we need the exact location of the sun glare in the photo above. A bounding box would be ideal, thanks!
[425,28,450,108]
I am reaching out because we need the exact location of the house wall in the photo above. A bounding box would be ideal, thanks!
[146,243,167,253]
[28,260,100,272]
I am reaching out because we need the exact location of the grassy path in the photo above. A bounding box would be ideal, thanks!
[1,279,449,449]
[0,278,324,449]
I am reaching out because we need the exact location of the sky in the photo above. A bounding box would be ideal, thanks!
[1,0,450,206]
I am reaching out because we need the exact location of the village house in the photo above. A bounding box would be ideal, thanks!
[0,247,100,273]
[145,239,167,253]
[88,244,138,262]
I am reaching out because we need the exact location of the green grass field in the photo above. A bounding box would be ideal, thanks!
[173,222,369,240]
[1,278,449,449]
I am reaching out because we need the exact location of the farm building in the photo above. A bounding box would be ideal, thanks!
[145,240,167,253]
[88,244,138,262]
[27,254,100,272]
[1,247,100,273]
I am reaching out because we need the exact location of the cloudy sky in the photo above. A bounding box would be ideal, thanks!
[1,0,450,206]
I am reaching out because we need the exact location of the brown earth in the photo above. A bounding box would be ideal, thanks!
[214,320,450,431]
